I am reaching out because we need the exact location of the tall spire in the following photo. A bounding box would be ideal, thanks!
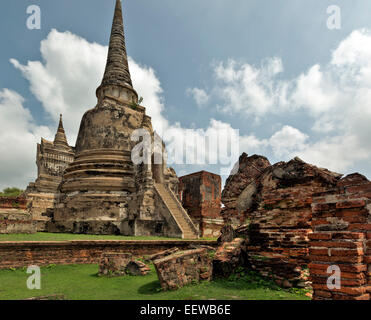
[96,0,137,102]
[54,114,69,147]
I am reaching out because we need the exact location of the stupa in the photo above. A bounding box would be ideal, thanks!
[49,0,198,238]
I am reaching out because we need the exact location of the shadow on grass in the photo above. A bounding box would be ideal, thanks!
[137,280,162,295]
[89,272,100,278]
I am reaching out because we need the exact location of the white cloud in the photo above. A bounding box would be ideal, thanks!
[214,57,288,115]
[0,89,52,190]
[195,29,371,175]
[187,87,210,107]
[269,125,308,158]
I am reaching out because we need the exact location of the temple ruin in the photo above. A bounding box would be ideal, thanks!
[25,0,199,239]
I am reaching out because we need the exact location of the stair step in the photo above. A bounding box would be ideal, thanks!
[155,183,198,238]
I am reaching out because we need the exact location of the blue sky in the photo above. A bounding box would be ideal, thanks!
[1,0,371,189]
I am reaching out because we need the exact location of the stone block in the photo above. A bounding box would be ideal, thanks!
[98,252,132,277]
[153,248,213,291]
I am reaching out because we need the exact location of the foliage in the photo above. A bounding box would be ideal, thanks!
[0,187,24,197]
[226,267,309,297]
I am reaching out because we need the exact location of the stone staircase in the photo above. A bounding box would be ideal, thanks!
[154,183,199,239]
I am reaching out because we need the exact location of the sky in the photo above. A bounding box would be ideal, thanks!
[1,0,371,190]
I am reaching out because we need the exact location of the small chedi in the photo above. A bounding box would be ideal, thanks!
[25,115,75,231]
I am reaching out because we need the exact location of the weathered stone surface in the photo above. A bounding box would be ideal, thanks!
[0,197,36,234]
[98,252,132,277]
[213,238,247,277]
[125,260,151,276]
[146,247,179,262]
[153,248,213,290]
[221,153,271,225]
[217,224,248,245]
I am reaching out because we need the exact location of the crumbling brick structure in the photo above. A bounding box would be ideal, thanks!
[221,153,271,225]
[0,197,36,234]
[309,173,371,300]
[179,171,223,237]
[153,248,213,290]
[220,154,342,288]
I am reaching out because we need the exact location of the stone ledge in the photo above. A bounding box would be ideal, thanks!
[0,239,218,270]
[0,239,217,248]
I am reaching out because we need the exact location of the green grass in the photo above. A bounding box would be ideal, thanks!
[0,232,217,242]
[0,264,310,300]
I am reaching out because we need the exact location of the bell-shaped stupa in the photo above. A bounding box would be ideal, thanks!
[51,0,198,238]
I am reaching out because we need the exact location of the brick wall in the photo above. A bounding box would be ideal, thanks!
[0,197,28,210]
[0,240,217,270]
[179,171,223,237]
[309,174,371,300]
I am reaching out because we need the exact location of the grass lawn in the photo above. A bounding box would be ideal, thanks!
[0,232,216,242]
[0,264,310,300]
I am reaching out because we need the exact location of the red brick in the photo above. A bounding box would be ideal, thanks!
[310,276,366,286]
[332,293,370,300]
[330,248,364,256]
[309,233,332,240]
[336,209,368,218]
[314,290,332,298]
[336,200,366,209]
[331,232,365,240]
[309,254,363,264]
[348,223,371,231]
[312,283,367,296]
[310,241,363,249]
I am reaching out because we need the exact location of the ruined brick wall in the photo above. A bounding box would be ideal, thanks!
[0,240,217,270]
[309,173,371,300]
[221,156,341,287]
[221,153,271,225]
[0,197,27,210]
[153,248,213,290]
[179,171,223,237]
[26,193,56,232]
[0,197,36,234]
[247,158,340,266]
